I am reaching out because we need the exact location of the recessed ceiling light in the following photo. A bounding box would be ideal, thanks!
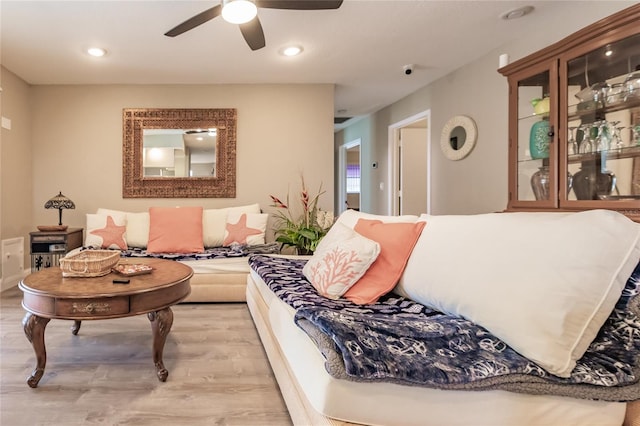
[500,5,534,20]
[86,47,107,57]
[280,45,303,57]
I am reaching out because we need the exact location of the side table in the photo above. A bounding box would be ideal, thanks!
[29,228,83,271]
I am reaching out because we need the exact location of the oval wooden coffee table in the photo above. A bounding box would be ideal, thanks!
[19,257,192,388]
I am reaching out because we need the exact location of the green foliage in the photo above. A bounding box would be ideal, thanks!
[270,176,334,254]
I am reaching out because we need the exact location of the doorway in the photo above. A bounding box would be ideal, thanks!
[338,138,361,214]
[388,111,431,215]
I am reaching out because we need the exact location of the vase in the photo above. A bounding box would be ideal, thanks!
[530,165,550,201]
[529,120,550,159]
[572,163,616,200]
[296,247,314,256]
[530,166,573,201]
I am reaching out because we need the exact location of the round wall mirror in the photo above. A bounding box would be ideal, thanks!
[440,115,477,161]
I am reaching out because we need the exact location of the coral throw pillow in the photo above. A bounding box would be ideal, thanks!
[303,223,380,299]
[223,213,268,246]
[344,219,426,305]
[85,213,128,250]
[147,207,204,253]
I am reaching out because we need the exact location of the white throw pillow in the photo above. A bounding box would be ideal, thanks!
[97,208,149,248]
[223,212,268,246]
[396,210,640,378]
[203,204,262,248]
[336,209,419,229]
[303,222,381,299]
[85,213,128,250]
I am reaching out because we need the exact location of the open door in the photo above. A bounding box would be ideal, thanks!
[388,111,430,215]
[338,138,361,214]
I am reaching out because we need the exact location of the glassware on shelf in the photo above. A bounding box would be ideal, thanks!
[623,71,640,101]
[606,83,625,106]
[568,126,578,156]
[633,125,640,146]
[610,122,624,151]
[595,120,611,153]
[578,123,595,154]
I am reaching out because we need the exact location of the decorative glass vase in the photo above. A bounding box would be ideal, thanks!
[530,120,550,159]
[530,165,550,200]
[572,163,616,200]
[530,165,573,201]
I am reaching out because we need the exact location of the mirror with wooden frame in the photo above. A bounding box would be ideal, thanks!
[122,108,236,198]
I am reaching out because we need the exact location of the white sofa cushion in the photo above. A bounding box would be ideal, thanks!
[336,209,419,228]
[395,210,640,378]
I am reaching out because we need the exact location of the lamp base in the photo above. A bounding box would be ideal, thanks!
[37,225,68,232]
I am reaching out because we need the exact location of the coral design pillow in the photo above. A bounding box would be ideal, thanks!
[303,223,380,299]
[223,213,268,246]
[344,219,426,305]
[85,213,128,250]
[147,206,204,253]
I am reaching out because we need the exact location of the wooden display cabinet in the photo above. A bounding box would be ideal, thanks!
[499,4,640,221]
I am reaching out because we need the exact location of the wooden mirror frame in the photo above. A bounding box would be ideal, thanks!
[123,108,236,198]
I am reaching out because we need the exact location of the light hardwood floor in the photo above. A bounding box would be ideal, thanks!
[0,286,292,426]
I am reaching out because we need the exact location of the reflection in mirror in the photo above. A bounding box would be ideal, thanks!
[143,129,217,177]
[123,108,236,198]
[449,126,467,150]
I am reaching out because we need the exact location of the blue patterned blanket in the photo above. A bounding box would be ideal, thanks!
[249,254,640,401]
[110,243,280,261]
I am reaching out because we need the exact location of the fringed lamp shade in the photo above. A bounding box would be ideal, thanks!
[44,192,75,225]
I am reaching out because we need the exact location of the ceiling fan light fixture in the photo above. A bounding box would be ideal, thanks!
[222,0,258,24]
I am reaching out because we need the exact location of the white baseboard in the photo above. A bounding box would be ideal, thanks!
[0,268,27,292]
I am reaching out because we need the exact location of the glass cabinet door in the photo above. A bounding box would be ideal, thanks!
[511,64,558,208]
[562,31,640,207]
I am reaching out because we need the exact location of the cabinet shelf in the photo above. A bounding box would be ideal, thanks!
[568,96,640,122]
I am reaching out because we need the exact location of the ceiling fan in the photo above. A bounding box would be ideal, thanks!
[164,0,344,51]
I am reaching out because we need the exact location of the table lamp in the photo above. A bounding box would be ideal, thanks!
[44,191,75,228]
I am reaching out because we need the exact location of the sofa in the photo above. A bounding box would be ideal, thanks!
[246,209,640,426]
[80,204,278,302]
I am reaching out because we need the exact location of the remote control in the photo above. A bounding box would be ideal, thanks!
[112,279,130,284]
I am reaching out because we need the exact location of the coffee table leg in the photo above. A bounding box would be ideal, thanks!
[71,320,82,335]
[147,308,173,382]
[22,312,51,388]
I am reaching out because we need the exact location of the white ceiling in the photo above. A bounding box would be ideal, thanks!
[1,1,635,123]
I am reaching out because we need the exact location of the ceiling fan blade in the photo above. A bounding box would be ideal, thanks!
[256,0,343,10]
[164,5,222,37]
[239,17,266,51]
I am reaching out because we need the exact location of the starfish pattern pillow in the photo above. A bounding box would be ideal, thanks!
[223,213,268,246]
[85,213,128,250]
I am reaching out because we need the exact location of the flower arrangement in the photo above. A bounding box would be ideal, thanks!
[270,176,334,255]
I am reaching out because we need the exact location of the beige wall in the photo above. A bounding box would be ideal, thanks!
[337,2,633,216]
[1,81,334,277]
[30,84,334,229]
[1,67,33,277]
